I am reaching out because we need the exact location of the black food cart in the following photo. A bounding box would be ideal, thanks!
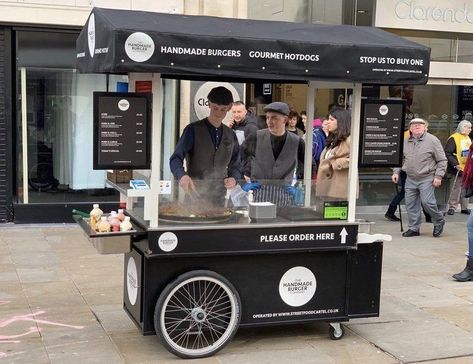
[75,7,430,359]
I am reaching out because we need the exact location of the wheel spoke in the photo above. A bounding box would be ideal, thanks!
[202,286,226,311]
[171,321,197,345]
[200,281,220,307]
[181,284,199,308]
[169,294,192,314]
[165,314,192,335]
[175,288,195,312]
[206,299,231,314]
[202,319,226,334]
[205,290,230,314]
[206,311,231,321]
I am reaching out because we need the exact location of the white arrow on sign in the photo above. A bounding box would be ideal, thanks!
[340,228,348,244]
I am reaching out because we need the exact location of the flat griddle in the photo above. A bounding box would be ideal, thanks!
[158,211,233,224]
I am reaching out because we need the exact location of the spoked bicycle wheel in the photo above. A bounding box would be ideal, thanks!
[154,270,241,359]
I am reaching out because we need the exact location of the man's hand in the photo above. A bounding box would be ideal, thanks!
[179,175,195,192]
[224,177,236,189]
[244,175,251,183]
[227,119,235,128]
[433,176,442,188]
[392,174,399,183]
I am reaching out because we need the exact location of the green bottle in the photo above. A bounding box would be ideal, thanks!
[72,209,90,218]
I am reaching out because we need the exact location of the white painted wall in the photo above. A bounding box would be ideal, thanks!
[0,0,185,26]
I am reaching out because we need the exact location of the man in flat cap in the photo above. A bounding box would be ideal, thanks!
[392,118,447,237]
[170,86,241,195]
[240,101,305,205]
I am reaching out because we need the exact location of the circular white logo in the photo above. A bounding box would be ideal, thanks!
[158,232,178,252]
[379,104,389,116]
[126,257,138,305]
[194,82,240,126]
[125,32,155,63]
[279,266,316,307]
[87,13,95,58]
[118,99,130,111]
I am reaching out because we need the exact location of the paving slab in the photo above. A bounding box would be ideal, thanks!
[349,318,473,362]
[0,336,50,363]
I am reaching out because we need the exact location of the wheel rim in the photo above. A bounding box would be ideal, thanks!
[160,276,238,356]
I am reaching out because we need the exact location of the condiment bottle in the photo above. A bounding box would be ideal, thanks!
[89,204,103,231]
[117,209,126,222]
[97,216,111,233]
[120,216,133,232]
[109,212,121,232]
[107,211,117,222]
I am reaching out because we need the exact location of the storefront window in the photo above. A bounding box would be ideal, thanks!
[15,30,119,204]
[247,0,344,25]
[359,85,459,206]
[457,39,473,63]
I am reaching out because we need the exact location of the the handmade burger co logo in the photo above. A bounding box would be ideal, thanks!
[87,14,95,58]
[118,99,130,111]
[126,256,138,305]
[379,104,389,116]
[279,266,317,307]
[125,32,155,62]
[158,232,178,252]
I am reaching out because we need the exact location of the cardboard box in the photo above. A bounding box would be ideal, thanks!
[107,170,132,184]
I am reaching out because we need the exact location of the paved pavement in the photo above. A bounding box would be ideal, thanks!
[1,212,473,363]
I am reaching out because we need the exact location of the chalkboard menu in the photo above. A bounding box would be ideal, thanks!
[359,99,406,167]
[93,92,151,169]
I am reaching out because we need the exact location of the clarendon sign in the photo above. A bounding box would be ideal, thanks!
[375,0,473,33]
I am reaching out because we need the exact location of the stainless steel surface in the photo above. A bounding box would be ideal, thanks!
[93,235,131,254]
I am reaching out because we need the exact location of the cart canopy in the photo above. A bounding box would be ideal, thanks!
[76,7,430,84]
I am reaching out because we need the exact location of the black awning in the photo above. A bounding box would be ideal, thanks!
[76,7,431,85]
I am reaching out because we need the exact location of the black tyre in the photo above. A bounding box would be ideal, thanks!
[154,270,241,359]
[329,324,344,340]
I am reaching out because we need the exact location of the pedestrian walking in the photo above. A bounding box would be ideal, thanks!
[453,143,473,281]
[445,119,472,215]
[385,129,432,223]
[392,118,447,237]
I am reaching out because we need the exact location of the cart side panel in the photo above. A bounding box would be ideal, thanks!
[235,251,348,326]
[347,241,383,318]
[123,248,144,331]
[140,251,349,334]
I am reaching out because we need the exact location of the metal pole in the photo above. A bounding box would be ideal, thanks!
[396,183,404,232]
[149,73,163,228]
[347,83,362,222]
[21,67,29,204]
[304,82,316,206]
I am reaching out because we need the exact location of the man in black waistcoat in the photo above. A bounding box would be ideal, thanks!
[170,86,241,195]
[240,102,305,206]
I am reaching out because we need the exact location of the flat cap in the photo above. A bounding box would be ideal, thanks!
[409,118,426,125]
[264,102,290,116]
[207,86,233,105]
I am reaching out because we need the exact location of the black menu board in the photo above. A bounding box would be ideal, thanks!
[359,99,406,167]
[93,92,151,169]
